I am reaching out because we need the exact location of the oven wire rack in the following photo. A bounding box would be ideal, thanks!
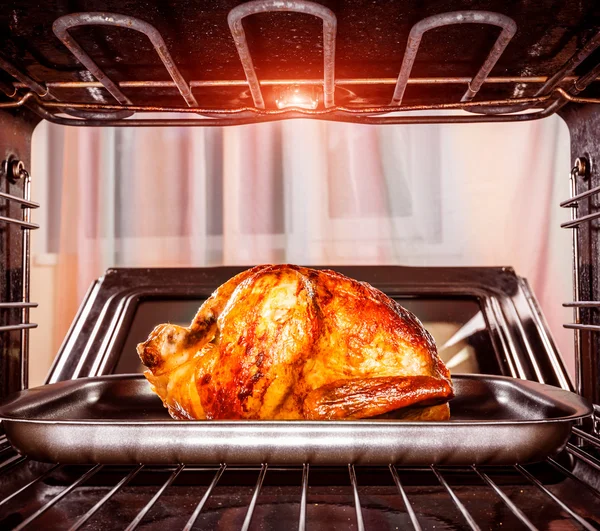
[0,161,38,390]
[0,432,598,531]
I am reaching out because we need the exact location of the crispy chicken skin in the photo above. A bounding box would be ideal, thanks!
[137,265,454,420]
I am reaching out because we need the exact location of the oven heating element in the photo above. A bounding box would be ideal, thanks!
[1,3,600,125]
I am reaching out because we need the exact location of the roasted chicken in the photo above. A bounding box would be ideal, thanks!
[138,265,454,420]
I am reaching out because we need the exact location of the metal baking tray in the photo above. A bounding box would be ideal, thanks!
[0,374,591,465]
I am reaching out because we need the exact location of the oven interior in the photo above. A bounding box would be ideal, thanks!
[1,1,600,529]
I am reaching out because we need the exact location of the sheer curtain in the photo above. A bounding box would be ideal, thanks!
[31,115,574,375]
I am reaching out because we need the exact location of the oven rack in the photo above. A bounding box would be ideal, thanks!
[0,433,598,531]
[1,3,600,126]
[561,155,600,420]
[0,160,38,391]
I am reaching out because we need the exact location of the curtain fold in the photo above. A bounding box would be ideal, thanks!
[38,116,574,374]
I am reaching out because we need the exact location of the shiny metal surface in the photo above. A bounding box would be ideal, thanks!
[515,464,597,531]
[10,75,597,89]
[0,374,590,466]
[472,466,537,531]
[430,466,480,530]
[2,87,599,127]
[182,464,226,531]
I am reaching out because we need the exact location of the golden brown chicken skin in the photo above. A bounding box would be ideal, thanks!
[138,265,454,421]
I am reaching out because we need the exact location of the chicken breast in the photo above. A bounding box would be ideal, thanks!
[138,265,454,420]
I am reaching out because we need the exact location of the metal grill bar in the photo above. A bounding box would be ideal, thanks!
[348,465,365,531]
[472,466,537,530]
[561,211,600,228]
[560,184,600,207]
[0,460,596,527]
[0,445,16,457]
[547,457,600,499]
[7,91,557,115]
[567,443,600,473]
[0,302,37,309]
[124,463,184,531]
[3,83,597,126]
[543,41,600,117]
[537,30,600,98]
[227,0,337,109]
[0,191,40,209]
[0,55,53,99]
[0,215,39,230]
[431,466,481,531]
[298,463,309,531]
[69,465,144,531]
[515,464,596,531]
[183,464,226,531]
[13,74,598,90]
[566,162,580,376]
[564,323,600,332]
[0,87,552,124]
[241,463,268,531]
[0,447,14,459]
[0,455,27,475]
[0,323,37,332]
[0,441,11,453]
[389,465,422,531]
[573,427,600,449]
[52,12,197,108]
[0,45,126,120]
[564,301,600,307]
[13,464,103,531]
[19,168,33,390]
[391,11,516,105]
[0,464,61,509]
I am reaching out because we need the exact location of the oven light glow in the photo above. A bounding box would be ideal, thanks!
[276,85,319,110]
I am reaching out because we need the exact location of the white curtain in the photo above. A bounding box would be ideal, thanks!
[31,115,574,375]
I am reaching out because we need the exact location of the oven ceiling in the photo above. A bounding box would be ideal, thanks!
[1,0,600,110]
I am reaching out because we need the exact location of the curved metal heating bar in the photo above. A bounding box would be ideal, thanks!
[52,12,198,117]
[391,11,517,105]
[0,53,128,120]
[227,0,337,109]
[475,28,600,115]
[3,87,596,127]
[0,55,52,100]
